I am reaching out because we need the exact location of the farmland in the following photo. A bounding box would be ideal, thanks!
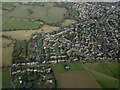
[3,18,43,31]
[55,71,101,88]
[2,25,60,40]
[2,2,14,10]
[62,19,77,27]
[2,70,12,88]
[4,4,34,18]
[53,63,85,74]
[2,37,14,67]
[31,3,67,24]
[90,71,118,88]
[3,3,67,25]
[85,62,119,79]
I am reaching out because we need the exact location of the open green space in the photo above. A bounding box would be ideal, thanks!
[0,69,2,89]
[53,63,85,74]
[2,70,12,88]
[3,18,43,30]
[90,71,118,88]
[85,62,118,79]
[104,62,119,78]
[4,3,67,24]
[2,37,14,67]
[31,4,67,24]
[2,16,11,26]
[2,2,14,10]
[5,4,34,18]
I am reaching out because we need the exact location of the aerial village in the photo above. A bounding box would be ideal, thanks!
[10,2,119,88]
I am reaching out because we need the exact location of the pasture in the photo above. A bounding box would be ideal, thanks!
[90,71,118,88]
[3,18,43,31]
[2,2,14,10]
[55,71,101,88]
[5,4,34,18]
[2,25,60,40]
[53,63,85,74]
[2,37,14,67]
[4,3,67,24]
[62,19,77,27]
[85,62,118,79]
[2,70,12,88]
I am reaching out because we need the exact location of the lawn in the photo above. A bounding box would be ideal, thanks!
[55,71,101,88]
[2,70,12,88]
[62,19,77,27]
[85,62,118,79]
[3,18,43,30]
[90,71,118,88]
[2,37,14,67]
[53,63,85,74]
[2,25,60,40]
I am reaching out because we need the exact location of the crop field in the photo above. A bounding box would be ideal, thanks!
[2,70,12,88]
[2,37,14,67]
[62,19,77,27]
[53,63,85,74]
[55,71,101,88]
[3,18,43,31]
[2,25,60,40]
[90,71,118,88]
[85,62,118,79]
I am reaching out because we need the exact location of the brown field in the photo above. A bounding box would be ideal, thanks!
[1,25,60,40]
[55,71,101,88]
[62,19,77,27]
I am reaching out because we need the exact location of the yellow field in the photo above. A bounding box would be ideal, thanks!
[1,37,14,67]
[62,19,77,27]
[2,25,60,40]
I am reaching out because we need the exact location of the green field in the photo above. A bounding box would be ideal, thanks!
[2,16,10,25]
[29,3,67,24]
[4,3,67,24]
[0,70,2,89]
[2,37,14,67]
[2,70,12,88]
[53,63,85,74]
[5,4,34,18]
[85,62,118,79]
[3,18,43,30]
[2,2,14,10]
[104,62,119,78]
[90,71,118,88]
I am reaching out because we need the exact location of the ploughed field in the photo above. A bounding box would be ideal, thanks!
[55,71,101,88]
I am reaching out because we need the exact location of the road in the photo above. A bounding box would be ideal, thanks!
[81,63,119,81]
